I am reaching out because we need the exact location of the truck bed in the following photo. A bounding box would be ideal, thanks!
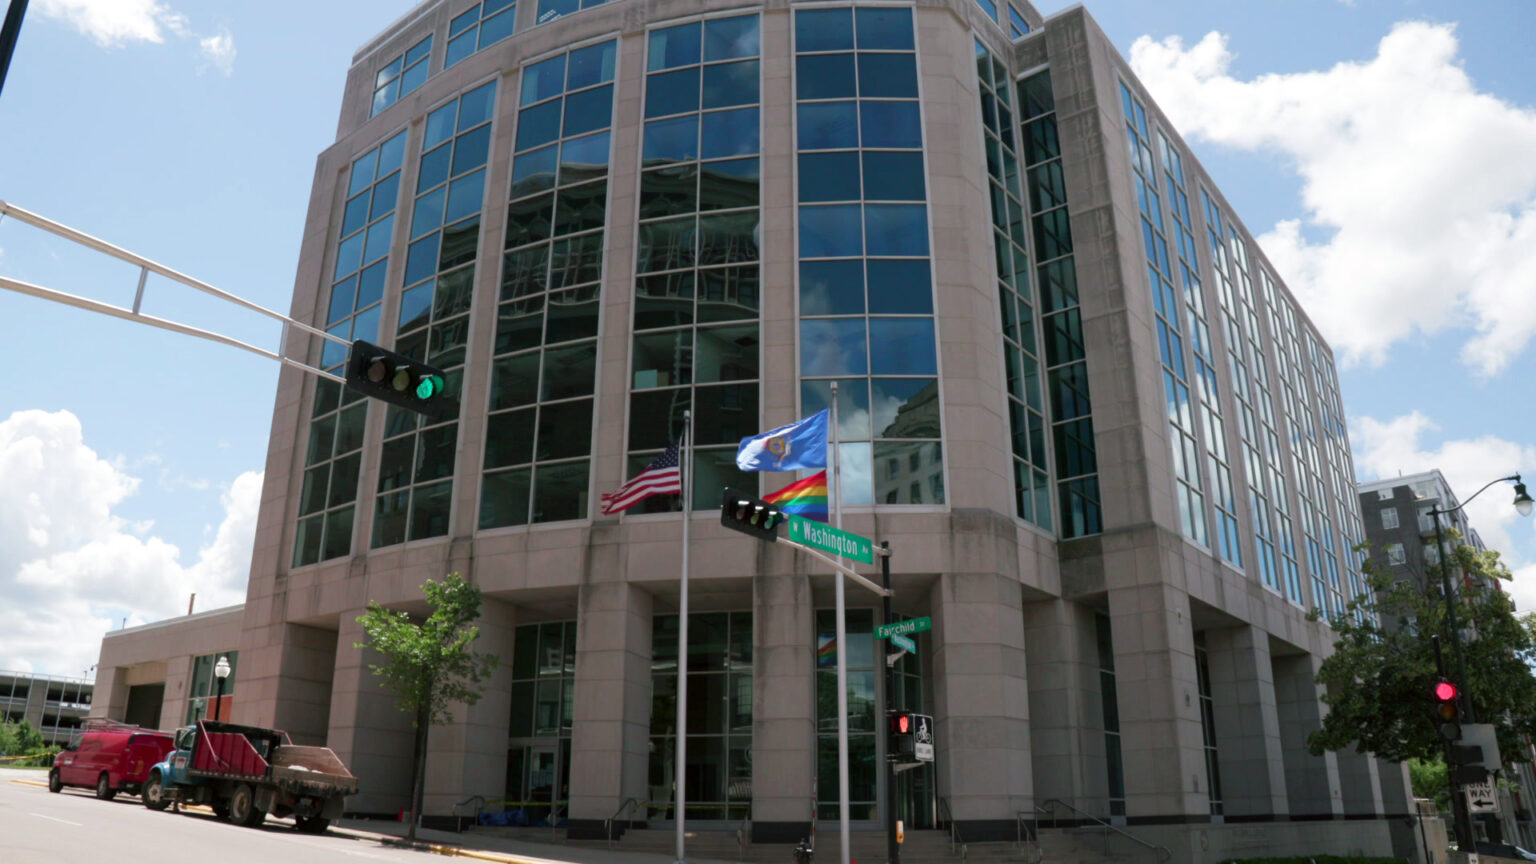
[269,746,358,797]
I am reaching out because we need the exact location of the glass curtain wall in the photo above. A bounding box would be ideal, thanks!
[480,41,617,528]
[372,36,432,118]
[794,7,943,508]
[649,612,753,822]
[1193,633,1222,817]
[294,131,406,566]
[815,608,877,820]
[1094,614,1124,819]
[507,621,575,826]
[977,38,1050,530]
[375,82,497,547]
[184,651,239,725]
[631,14,762,509]
[446,0,518,69]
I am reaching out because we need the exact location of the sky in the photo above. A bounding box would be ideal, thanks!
[1,0,1535,676]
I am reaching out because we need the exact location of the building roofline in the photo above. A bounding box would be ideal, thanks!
[1357,469,1448,495]
[351,1,438,70]
[104,604,246,639]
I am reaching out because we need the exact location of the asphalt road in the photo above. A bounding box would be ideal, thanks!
[0,769,435,864]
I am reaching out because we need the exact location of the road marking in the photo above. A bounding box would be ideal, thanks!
[28,812,83,826]
[9,779,48,788]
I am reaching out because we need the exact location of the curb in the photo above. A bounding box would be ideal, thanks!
[9,779,48,788]
[332,828,551,864]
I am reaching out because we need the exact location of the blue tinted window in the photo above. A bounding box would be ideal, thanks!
[798,101,858,149]
[479,6,516,48]
[705,16,759,61]
[401,59,428,95]
[649,22,701,71]
[511,145,558,198]
[860,101,922,148]
[412,186,447,238]
[568,40,616,89]
[446,31,476,68]
[861,152,925,201]
[700,107,758,159]
[643,115,700,164]
[799,152,861,203]
[364,216,394,263]
[796,54,855,100]
[334,233,364,280]
[537,0,578,24]
[866,260,932,314]
[328,276,357,324]
[562,84,613,136]
[857,54,918,98]
[342,193,370,238]
[458,83,497,131]
[417,144,451,193]
[869,319,937,375]
[800,319,867,376]
[516,101,563,151]
[854,8,913,50]
[702,60,759,109]
[523,55,567,105]
[352,304,382,346]
[559,131,610,184]
[452,124,492,175]
[370,172,400,220]
[323,323,350,368]
[405,234,440,286]
[406,37,432,66]
[425,104,457,148]
[357,261,387,308]
[865,205,929,256]
[399,281,433,331]
[799,205,863,258]
[796,9,853,52]
[349,150,377,196]
[646,67,701,118]
[450,8,479,36]
[378,131,408,175]
[1009,7,1031,38]
[974,0,998,22]
[801,260,865,316]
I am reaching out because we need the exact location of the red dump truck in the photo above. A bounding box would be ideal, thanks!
[143,720,357,833]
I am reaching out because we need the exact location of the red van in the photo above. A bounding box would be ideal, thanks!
[50,721,175,800]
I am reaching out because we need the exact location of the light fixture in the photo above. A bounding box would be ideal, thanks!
[214,655,231,679]
[1513,479,1533,518]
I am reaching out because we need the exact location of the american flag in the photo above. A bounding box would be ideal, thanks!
[600,439,682,514]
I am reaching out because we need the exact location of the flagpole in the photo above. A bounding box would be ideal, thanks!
[829,383,850,864]
[676,410,692,864]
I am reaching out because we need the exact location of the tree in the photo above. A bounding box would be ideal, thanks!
[0,719,45,757]
[355,572,499,843]
[1408,757,1449,811]
[1308,537,1536,768]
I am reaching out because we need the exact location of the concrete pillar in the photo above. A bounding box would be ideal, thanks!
[931,571,1031,839]
[1023,599,1104,813]
[566,582,652,838]
[328,610,416,816]
[92,667,128,721]
[751,571,815,843]
[1204,626,1288,818]
[1333,714,1383,817]
[160,654,193,731]
[272,623,340,745]
[1107,582,1209,820]
[423,596,517,816]
[1272,653,1343,818]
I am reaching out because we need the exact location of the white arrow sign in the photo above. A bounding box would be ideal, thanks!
[1464,779,1499,814]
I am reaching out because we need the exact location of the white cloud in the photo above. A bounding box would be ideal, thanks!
[0,410,259,676]
[1351,410,1536,611]
[37,0,234,73]
[1129,23,1536,376]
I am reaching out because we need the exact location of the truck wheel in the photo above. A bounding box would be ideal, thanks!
[96,773,117,801]
[295,817,330,834]
[142,773,170,811]
[48,770,61,794]
[229,783,265,828]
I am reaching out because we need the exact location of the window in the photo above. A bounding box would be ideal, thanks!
[1376,488,1393,501]
[1095,614,1125,817]
[1418,509,1436,533]
[1387,543,1405,565]
[1008,6,1031,39]
[814,608,876,819]
[652,611,752,821]
[1412,481,1435,500]
[1381,507,1399,530]
[372,36,432,117]
[184,652,238,725]
[446,0,517,69]
[1194,634,1222,816]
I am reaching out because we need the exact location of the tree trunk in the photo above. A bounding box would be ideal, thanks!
[407,703,430,843]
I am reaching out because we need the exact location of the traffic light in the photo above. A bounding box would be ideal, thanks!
[1433,678,1461,741]
[888,711,916,762]
[719,487,784,541]
[344,339,451,419]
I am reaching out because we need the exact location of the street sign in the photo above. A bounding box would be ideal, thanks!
[787,516,874,564]
[877,617,932,639]
[890,633,916,653]
[913,714,934,761]
[1464,779,1499,814]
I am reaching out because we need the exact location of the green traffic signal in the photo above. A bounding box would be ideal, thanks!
[416,375,443,400]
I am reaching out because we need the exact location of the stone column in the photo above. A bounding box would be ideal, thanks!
[270,622,340,745]
[751,570,815,843]
[92,666,128,721]
[1204,626,1288,818]
[1023,599,1104,812]
[159,654,193,731]
[931,571,1031,840]
[1331,702,1383,817]
[423,596,517,816]
[328,610,416,816]
[1272,653,1342,818]
[1107,582,1209,820]
[566,582,653,839]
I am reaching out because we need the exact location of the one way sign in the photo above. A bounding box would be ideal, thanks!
[1464,779,1499,814]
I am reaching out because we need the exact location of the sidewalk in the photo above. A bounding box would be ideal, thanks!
[333,819,746,864]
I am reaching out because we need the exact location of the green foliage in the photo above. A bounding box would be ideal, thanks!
[1307,537,1536,764]
[354,572,499,727]
[0,719,46,756]
[1408,757,1450,811]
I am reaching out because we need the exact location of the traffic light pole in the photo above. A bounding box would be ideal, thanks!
[881,541,899,864]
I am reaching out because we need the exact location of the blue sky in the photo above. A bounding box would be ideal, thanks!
[1,0,1534,675]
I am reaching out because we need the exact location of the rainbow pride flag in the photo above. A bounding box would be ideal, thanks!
[764,470,829,523]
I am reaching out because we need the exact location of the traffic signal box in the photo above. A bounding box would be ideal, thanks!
[344,339,451,419]
[1432,678,1461,742]
[720,487,784,541]
[889,712,917,762]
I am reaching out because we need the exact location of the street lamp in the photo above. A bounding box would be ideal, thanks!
[212,655,231,723]
[1427,473,1532,851]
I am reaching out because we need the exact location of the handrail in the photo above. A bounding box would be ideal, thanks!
[606,797,639,847]
[732,805,751,860]
[1034,799,1171,863]
[937,796,965,859]
[456,794,486,828]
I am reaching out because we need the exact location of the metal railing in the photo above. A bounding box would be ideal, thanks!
[1033,799,1171,862]
[455,794,486,830]
[732,805,751,860]
[937,796,966,860]
[606,797,639,847]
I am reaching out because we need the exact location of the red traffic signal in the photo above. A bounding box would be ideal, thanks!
[1434,680,1458,703]
[896,714,910,734]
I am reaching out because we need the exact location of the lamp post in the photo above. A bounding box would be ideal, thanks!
[212,655,231,723]
[1427,473,1533,851]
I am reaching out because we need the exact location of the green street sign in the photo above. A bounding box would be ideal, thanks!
[876,617,932,639]
[890,633,917,653]
[787,516,874,565]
